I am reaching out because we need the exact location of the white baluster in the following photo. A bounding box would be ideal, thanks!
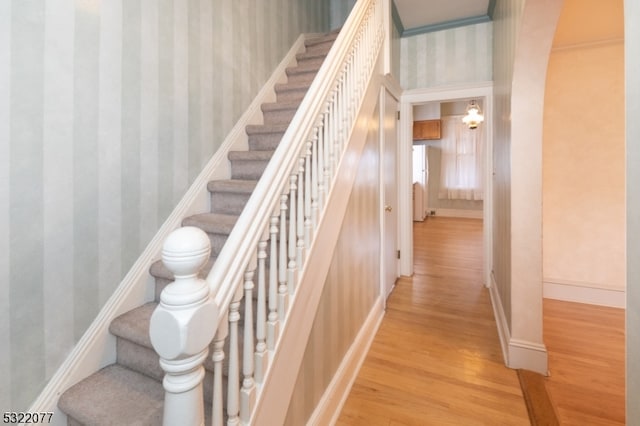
[267,214,279,349]
[278,194,288,320]
[226,286,242,426]
[339,71,347,154]
[211,317,228,426]
[288,175,297,295]
[311,127,320,228]
[149,227,218,426]
[327,94,336,181]
[241,262,256,423]
[304,140,313,249]
[320,108,329,209]
[297,157,305,267]
[255,230,269,382]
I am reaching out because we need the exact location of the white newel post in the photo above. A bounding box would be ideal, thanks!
[149,227,218,426]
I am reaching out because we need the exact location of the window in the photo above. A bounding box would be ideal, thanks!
[438,115,484,200]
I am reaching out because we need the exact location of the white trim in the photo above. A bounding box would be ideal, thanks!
[306,297,384,426]
[508,339,549,376]
[28,35,308,421]
[399,82,494,285]
[543,279,626,308]
[488,272,510,367]
[488,272,549,375]
[434,208,483,219]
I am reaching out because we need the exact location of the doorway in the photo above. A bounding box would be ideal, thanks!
[398,83,493,287]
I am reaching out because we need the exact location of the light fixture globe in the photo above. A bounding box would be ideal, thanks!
[462,100,484,129]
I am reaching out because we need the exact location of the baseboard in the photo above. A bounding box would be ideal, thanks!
[435,208,483,219]
[543,279,626,308]
[488,271,510,366]
[306,297,384,426]
[488,273,548,375]
[508,339,548,376]
[28,35,308,422]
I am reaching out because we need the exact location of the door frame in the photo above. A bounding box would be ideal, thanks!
[398,82,494,287]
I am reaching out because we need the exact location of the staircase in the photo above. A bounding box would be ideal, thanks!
[57,30,339,426]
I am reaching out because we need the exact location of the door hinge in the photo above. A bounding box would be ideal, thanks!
[397,250,401,259]
[397,111,400,120]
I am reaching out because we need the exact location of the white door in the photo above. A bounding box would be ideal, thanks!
[381,89,398,300]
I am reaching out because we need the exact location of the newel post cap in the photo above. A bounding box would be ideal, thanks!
[162,226,211,278]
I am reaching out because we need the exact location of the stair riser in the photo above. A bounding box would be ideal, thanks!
[304,40,334,54]
[276,88,308,103]
[210,191,253,215]
[117,338,164,382]
[248,132,284,151]
[262,109,297,125]
[286,71,317,85]
[296,56,326,69]
[230,159,270,180]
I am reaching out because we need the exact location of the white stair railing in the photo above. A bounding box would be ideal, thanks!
[150,0,384,424]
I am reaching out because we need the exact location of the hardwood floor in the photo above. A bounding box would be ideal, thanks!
[337,217,530,425]
[543,299,625,425]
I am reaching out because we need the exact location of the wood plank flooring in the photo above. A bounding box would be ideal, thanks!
[337,217,530,425]
[543,299,625,425]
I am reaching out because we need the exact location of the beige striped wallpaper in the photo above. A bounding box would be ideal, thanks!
[491,0,525,328]
[0,0,344,412]
[399,21,492,90]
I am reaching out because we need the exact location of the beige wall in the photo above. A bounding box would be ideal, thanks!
[284,103,381,425]
[543,41,625,294]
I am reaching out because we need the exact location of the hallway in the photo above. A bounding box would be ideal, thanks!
[337,217,530,425]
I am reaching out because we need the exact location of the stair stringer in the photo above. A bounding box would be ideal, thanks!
[28,34,310,425]
[250,52,385,426]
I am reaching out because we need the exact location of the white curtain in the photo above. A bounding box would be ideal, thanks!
[438,115,484,200]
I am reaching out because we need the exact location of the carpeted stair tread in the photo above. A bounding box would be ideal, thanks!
[207,179,257,194]
[246,124,288,151]
[59,365,164,426]
[285,66,320,83]
[287,61,323,74]
[110,302,157,348]
[261,101,301,125]
[274,81,313,103]
[296,49,330,62]
[261,101,301,114]
[246,123,289,135]
[274,81,312,93]
[228,150,275,161]
[208,180,257,215]
[305,32,339,48]
[182,212,239,235]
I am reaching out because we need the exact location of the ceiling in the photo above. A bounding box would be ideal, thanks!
[393,0,492,37]
[393,0,624,43]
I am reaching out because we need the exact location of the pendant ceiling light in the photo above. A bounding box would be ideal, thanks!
[462,100,484,129]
